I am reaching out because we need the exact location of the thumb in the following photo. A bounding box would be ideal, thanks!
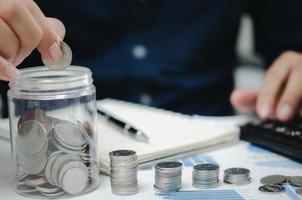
[230,90,258,113]
[37,17,66,61]
[17,0,65,64]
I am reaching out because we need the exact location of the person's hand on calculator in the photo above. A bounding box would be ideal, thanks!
[0,0,65,80]
[231,51,302,122]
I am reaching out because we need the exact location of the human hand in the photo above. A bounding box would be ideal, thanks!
[0,0,65,80]
[231,51,302,121]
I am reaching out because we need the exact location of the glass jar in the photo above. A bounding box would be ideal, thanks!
[8,66,100,198]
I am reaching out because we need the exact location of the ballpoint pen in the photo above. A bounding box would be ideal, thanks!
[97,108,149,143]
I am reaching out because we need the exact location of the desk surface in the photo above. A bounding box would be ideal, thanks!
[1,138,302,200]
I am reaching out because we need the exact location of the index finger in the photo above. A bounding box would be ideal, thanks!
[256,52,294,118]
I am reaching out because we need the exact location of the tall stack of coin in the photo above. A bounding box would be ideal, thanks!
[192,163,220,189]
[154,161,183,192]
[109,150,138,195]
[15,108,98,197]
[224,168,251,185]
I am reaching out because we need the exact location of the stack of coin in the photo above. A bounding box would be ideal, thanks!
[109,150,138,195]
[154,161,183,192]
[15,108,98,197]
[192,163,220,189]
[224,168,251,185]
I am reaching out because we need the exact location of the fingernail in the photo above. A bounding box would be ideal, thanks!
[48,42,62,61]
[4,62,19,80]
[259,104,271,118]
[277,104,292,120]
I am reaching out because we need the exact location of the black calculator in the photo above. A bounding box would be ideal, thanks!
[240,118,302,163]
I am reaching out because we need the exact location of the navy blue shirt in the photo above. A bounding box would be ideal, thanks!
[3,0,302,116]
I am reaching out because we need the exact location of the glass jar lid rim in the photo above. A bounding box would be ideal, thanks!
[9,66,93,94]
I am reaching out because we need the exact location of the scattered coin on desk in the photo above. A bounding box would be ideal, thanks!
[192,163,220,189]
[224,167,251,185]
[258,184,285,194]
[260,175,287,185]
[296,188,302,196]
[16,109,98,196]
[288,176,302,187]
[41,41,72,70]
[109,150,138,196]
[154,161,183,192]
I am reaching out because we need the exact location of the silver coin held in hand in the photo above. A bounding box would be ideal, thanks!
[42,41,72,70]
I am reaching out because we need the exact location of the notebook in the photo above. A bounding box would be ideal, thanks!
[97,99,248,174]
[0,99,247,175]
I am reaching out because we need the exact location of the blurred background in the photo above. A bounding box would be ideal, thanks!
[0,14,264,117]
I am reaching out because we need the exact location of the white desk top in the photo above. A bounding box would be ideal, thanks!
[1,136,302,200]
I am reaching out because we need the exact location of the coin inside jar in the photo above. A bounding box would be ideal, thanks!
[41,41,72,70]
[18,120,47,154]
[54,122,86,148]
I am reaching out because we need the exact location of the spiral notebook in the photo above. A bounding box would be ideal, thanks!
[0,99,245,175]
[97,99,247,174]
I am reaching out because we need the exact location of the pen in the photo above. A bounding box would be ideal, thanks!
[97,109,149,143]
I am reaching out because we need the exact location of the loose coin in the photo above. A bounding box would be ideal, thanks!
[260,175,287,185]
[61,166,88,195]
[36,183,61,194]
[54,122,86,148]
[41,41,72,70]
[259,184,285,194]
[296,188,302,195]
[289,176,302,187]
[44,151,65,186]
[18,120,47,154]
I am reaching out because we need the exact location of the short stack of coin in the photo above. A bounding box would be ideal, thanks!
[224,168,251,185]
[154,161,183,192]
[15,109,98,197]
[109,150,138,196]
[192,163,220,189]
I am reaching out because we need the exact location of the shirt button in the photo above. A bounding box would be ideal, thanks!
[139,94,152,105]
[132,45,147,60]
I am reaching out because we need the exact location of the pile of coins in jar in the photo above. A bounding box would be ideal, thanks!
[16,109,98,197]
